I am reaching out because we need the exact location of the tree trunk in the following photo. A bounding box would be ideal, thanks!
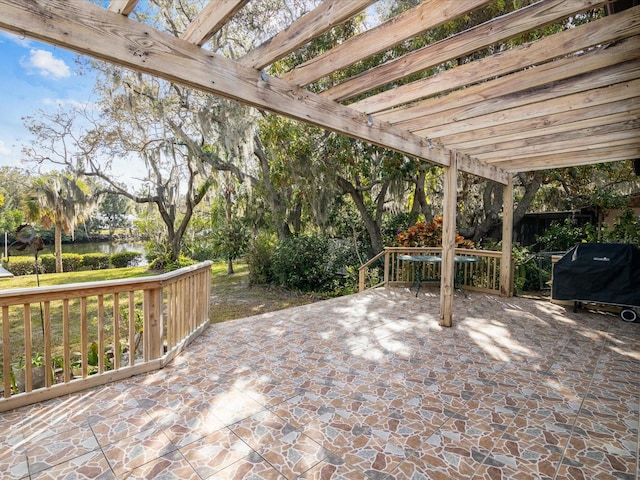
[337,176,383,256]
[55,220,63,273]
[254,135,291,240]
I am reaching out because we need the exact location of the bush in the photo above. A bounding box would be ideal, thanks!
[246,233,276,284]
[3,258,42,276]
[110,251,142,268]
[148,254,196,272]
[82,253,111,270]
[38,253,82,273]
[535,219,585,251]
[39,254,56,273]
[395,216,475,248]
[271,234,333,291]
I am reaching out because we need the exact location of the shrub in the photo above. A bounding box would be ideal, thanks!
[82,253,111,270]
[535,219,585,251]
[3,258,42,276]
[37,253,82,273]
[246,233,276,285]
[148,254,195,272]
[110,251,142,268]
[395,216,475,248]
[39,254,56,273]
[271,234,333,291]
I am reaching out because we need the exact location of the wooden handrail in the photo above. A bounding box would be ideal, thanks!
[358,247,511,294]
[0,261,212,412]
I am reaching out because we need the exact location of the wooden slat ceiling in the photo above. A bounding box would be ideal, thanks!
[1,0,638,185]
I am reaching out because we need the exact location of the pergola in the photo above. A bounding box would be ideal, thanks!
[1,0,638,326]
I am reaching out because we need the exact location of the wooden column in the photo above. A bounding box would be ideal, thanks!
[500,175,514,296]
[440,152,458,327]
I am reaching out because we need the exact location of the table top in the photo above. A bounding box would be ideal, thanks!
[398,254,479,263]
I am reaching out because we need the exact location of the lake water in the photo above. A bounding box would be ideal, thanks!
[42,241,146,256]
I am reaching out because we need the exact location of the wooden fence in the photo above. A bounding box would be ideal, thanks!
[0,261,212,412]
[359,247,511,295]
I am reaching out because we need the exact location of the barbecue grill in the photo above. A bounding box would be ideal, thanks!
[552,243,640,322]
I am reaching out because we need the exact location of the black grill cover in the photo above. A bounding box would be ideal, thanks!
[552,243,640,307]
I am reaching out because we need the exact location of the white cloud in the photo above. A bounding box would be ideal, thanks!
[42,97,86,108]
[21,49,71,79]
[0,140,11,156]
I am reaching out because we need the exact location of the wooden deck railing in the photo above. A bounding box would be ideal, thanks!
[359,247,512,295]
[0,261,212,412]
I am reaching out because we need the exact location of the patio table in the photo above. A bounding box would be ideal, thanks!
[398,254,479,296]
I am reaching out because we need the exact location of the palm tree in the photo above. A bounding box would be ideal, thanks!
[25,173,98,273]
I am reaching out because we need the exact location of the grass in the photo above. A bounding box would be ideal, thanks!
[207,262,323,323]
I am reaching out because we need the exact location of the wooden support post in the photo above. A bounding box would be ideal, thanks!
[440,152,458,327]
[383,251,390,287]
[144,288,163,360]
[500,176,514,296]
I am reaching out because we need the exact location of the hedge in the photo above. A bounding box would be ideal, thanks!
[3,251,143,276]
[82,253,111,270]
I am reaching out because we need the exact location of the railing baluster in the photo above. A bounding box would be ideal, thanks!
[2,306,10,398]
[63,299,70,384]
[81,297,88,379]
[23,304,32,393]
[128,291,135,367]
[43,301,51,388]
[98,295,105,374]
[113,293,120,371]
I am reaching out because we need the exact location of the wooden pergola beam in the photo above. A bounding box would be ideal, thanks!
[350,6,640,114]
[181,0,250,46]
[453,109,640,152]
[475,130,639,162]
[496,145,640,172]
[282,0,492,87]
[413,78,640,138]
[378,36,640,126]
[240,0,375,70]
[322,0,606,102]
[438,99,640,146]
[396,60,640,132]
[0,0,510,185]
[108,0,139,16]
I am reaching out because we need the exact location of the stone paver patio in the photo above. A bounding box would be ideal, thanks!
[0,287,638,479]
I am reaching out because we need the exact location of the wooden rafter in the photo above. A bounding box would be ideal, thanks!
[181,0,249,46]
[438,99,640,147]
[240,0,375,70]
[108,0,138,16]
[322,0,606,102]
[412,77,640,138]
[352,7,640,115]
[380,38,640,128]
[282,0,492,87]
[476,130,640,162]
[459,115,640,155]
[494,145,640,172]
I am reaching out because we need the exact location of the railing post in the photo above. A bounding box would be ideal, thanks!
[359,266,365,292]
[383,249,390,287]
[144,287,163,361]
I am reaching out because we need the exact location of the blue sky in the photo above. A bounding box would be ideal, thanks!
[0,31,96,169]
